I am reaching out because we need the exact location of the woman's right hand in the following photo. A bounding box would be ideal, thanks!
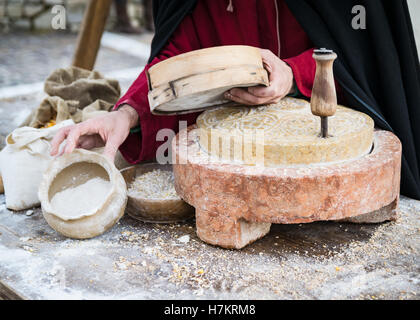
[50,105,139,161]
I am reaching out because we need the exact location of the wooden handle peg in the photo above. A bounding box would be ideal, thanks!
[310,48,337,117]
[310,48,337,138]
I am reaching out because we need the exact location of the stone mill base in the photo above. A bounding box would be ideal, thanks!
[172,126,402,249]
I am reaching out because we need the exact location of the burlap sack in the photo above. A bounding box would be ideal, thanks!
[21,67,120,128]
[22,97,114,128]
[81,99,114,122]
[44,66,120,108]
[23,97,79,128]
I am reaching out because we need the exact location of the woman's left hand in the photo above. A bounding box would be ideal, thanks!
[224,49,294,105]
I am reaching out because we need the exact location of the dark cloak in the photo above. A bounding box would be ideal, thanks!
[149,0,420,199]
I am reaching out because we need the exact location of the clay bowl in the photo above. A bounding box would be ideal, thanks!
[120,162,194,223]
[39,149,127,239]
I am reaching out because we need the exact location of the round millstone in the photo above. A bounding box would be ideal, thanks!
[196,97,374,165]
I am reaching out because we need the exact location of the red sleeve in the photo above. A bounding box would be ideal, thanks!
[284,48,345,102]
[283,48,315,98]
[113,16,202,164]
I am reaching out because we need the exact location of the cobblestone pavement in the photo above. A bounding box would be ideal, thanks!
[0,31,149,87]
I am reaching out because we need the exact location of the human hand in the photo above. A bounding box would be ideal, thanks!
[50,105,139,161]
[224,49,294,105]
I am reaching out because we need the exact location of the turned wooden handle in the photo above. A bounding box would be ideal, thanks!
[310,49,337,117]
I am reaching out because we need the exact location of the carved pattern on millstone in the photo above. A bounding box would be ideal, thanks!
[196,97,374,165]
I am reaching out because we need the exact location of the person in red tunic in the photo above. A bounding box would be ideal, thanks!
[51,0,319,163]
[49,0,420,199]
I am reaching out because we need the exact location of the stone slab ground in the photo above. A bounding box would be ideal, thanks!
[0,193,419,299]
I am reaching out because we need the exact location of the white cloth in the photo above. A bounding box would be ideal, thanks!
[0,120,74,210]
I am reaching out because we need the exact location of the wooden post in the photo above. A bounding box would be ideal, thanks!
[72,0,113,70]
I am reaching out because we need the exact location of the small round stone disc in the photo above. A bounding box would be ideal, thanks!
[196,97,374,165]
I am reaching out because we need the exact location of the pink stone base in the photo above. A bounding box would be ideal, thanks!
[172,127,402,249]
[339,197,399,224]
[196,209,271,249]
